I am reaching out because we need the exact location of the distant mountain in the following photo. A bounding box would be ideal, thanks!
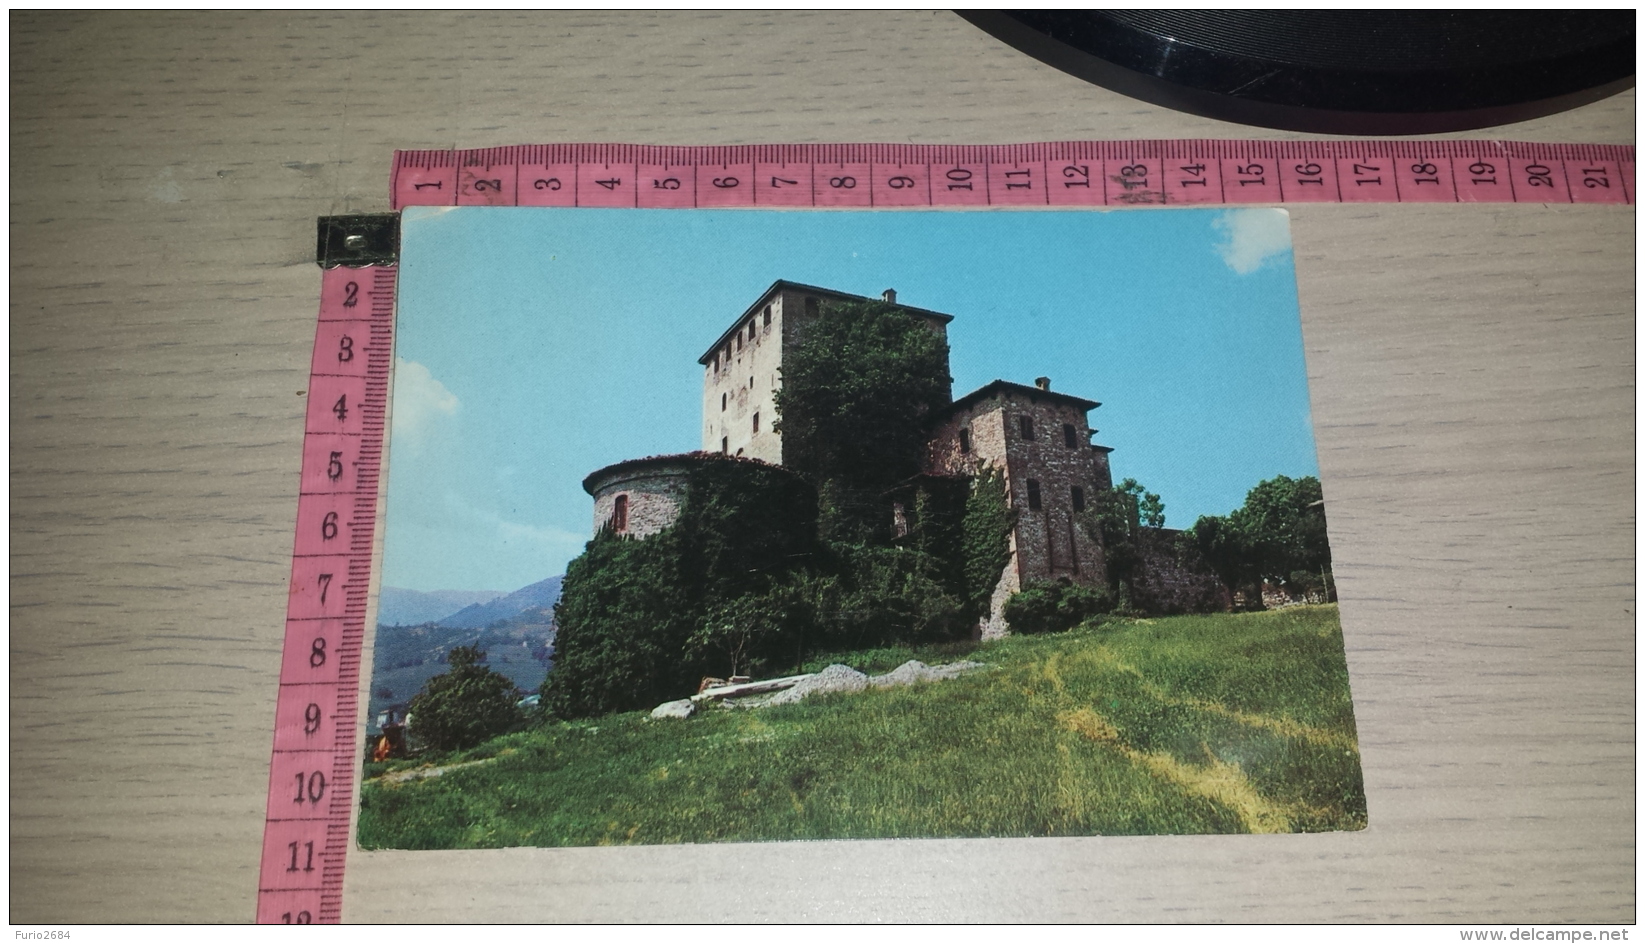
[377,587,506,627]
[367,574,565,730]
[438,575,564,629]
[367,611,556,730]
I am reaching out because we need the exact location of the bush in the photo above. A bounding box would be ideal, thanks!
[961,468,1014,618]
[1003,580,1115,635]
[815,543,968,650]
[407,646,525,752]
[545,527,697,719]
[547,458,819,718]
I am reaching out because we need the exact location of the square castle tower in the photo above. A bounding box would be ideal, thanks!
[699,280,953,462]
[700,281,1113,637]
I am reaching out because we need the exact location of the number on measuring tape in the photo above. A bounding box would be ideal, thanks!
[260,263,396,924]
[392,142,1632,209]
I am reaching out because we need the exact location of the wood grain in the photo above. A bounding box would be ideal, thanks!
[9,11,1634,923]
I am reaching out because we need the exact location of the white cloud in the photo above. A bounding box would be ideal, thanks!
[390,357,459,446]
[1213,208,1292,275]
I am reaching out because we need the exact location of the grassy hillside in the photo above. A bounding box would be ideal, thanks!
[357,606,1364,848]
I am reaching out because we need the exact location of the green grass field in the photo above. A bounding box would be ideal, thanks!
[356,605,1365,848]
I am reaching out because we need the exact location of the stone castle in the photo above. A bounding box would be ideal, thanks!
[584,279,1174,638]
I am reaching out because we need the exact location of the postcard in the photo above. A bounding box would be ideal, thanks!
[358,205,1364,849]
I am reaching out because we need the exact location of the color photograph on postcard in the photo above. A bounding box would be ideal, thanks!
[358,205,1365,849]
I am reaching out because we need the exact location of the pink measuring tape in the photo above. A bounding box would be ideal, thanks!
[259,138,1633,923]
[257,262,395,924]
[391,141,1633,209]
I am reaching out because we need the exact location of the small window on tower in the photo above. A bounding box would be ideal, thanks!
[612,494,629,533]
[1071,486,1085,512]
[958,428,971,453]
[749,376,754,389]
[1027,479,1042,510]
[721,392,727,411]
[752,412,760,433]
[721,437,729,455]
[1064,423,1076,448]
[1020,416,1035,441]
[749,321,756,342]
[736,333,742,352]
[805,297,819,317]
[763,306,772,327]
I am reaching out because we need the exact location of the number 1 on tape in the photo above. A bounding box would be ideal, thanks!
[258,263,395,924]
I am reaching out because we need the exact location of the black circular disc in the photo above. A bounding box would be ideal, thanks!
[959,10,1635,135]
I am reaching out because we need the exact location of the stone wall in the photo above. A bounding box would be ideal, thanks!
[588,466,690,539]
[1130,527,1229,615]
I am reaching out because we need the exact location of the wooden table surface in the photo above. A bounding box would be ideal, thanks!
[10,11,1635,924]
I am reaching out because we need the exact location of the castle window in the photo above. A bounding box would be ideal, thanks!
[721,392,727,412]
[805,297,819,317]
[1027,479,1042,511]
[958,428,971,454]
[763,306,772,327]
[749,376,754,389]
[1063,423,1076,448]
[612,494,629,533]
[752,412,760,433]
[1071,486,1085,512]
[721,437,729,455]
[736,333,742,352]
[749,321,756,342]
[1019,416,1035,441]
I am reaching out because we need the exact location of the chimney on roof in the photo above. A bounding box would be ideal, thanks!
[882,288,897,303]
[1035,376,1051,391]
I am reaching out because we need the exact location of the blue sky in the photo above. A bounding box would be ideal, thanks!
[384,205,1315,593]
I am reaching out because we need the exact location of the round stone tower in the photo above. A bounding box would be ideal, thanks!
[582,451,799,540]
[582,454,700,540]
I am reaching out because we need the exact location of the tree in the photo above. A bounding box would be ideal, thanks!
[689,590,789,679]
[407,646,524,752]
[1190,513,1258,607]
[1235,474,1330,587]
[1081,477,1165,605]
[1192,474,1332,608]
[773,299,952,539]
[1111,477,1165,529]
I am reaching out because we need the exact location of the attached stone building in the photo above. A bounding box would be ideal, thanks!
[698,280,953,464]
[925,378,1116,638]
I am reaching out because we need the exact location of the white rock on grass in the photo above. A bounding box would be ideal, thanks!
[869,659,988,688]
[650,698,696,720]
[737,664,868,708]
[664,660,989,714]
